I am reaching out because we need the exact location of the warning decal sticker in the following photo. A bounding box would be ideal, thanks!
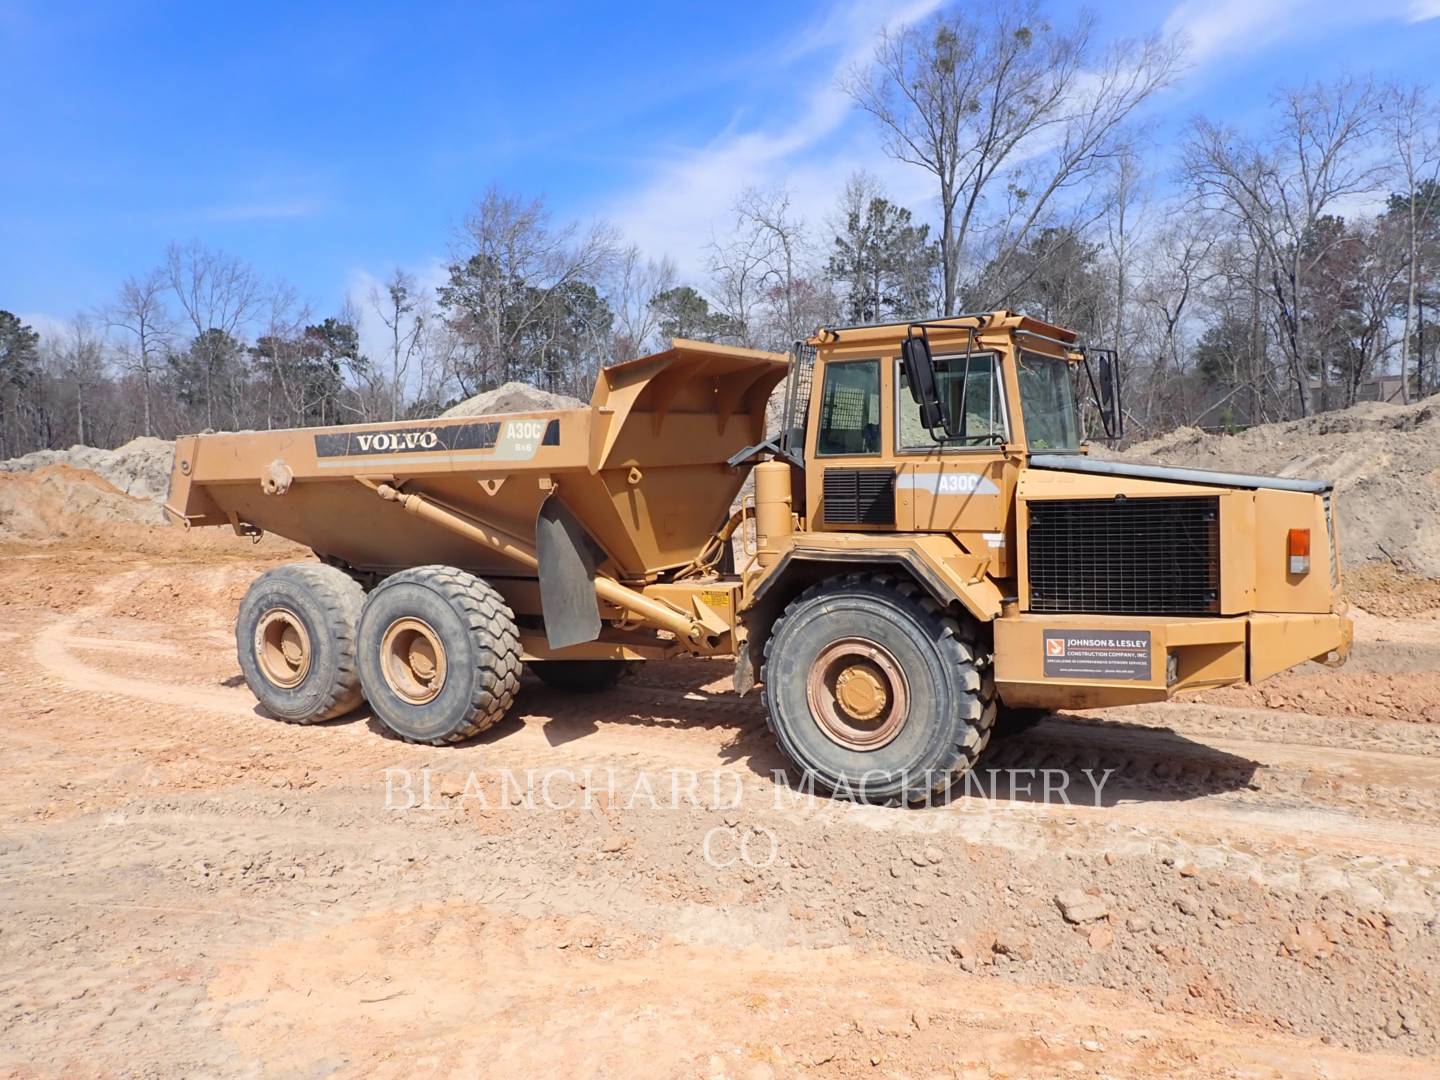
[1042,629,1152,681]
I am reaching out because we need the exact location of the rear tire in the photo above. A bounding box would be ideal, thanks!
[236,563,365,723]
[761,573,995,804]
[357,565,521,744]
[528,659,634,693]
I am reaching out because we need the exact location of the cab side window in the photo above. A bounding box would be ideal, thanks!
[896,353,1006,450]
[815,359,881,456]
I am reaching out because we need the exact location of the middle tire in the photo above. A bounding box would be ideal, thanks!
[762,572,996,804]
[357,565,521,744]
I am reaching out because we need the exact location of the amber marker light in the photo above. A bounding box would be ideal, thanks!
[1288,528,1311,575]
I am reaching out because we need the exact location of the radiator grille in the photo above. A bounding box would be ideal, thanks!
[823,468,896,527]
[1027,496,1220,614]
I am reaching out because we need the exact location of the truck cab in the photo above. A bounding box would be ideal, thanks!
[744,311,1351,726]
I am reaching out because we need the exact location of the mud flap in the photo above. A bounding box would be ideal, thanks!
[535,495,603,649]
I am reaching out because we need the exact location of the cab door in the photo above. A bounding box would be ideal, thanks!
[894,351,1016,575]
[806,355,895,531]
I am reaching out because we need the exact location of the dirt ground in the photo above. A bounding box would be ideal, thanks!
[3,525,1439,1079]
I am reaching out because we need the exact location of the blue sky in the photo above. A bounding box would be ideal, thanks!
[3,0,1439,346]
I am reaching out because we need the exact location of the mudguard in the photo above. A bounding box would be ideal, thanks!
[744,533,1005,623]
[535,495,603,649]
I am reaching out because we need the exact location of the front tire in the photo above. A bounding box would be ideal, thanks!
[357,565,521,744]
[761,573,995,804]
[235,563,366,723]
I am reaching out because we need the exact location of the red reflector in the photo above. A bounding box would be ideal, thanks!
[1288,528,1311,557]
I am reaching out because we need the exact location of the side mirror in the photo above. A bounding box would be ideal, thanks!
[1097,351,1123,439]
[901,335,951,434]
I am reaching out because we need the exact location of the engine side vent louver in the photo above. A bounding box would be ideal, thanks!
[1027,496,1221,615]
[823,468,896,527]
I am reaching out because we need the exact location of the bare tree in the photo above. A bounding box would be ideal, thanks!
[437,188,617,392]
[419,320,471,411]
[709,187,835,350]
[103,269,172,437]
[739,188,806,346]
[707,197,780,349]
[1102,147,1144,357]
[1387,83,1440,401]
[1137,212,1218,424]
[844,1,1181,315]
[367,268,428,420]
[1343,216,1408,405]
[1185,77,1385,415]
[164,241,262,428]
[608,245,676,357]
[59,316,106,446]
[252,283,312,428]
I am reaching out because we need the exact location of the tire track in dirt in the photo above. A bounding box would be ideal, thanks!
[6,560,1440,1066]
[20,633,1440,878]
[18,567,1440,881]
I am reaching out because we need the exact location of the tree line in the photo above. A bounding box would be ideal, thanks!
[3,0,1438,458]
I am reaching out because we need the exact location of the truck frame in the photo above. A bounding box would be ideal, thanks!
[166,311,1352,803]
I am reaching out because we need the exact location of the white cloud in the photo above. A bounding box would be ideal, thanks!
[1163,0,1309,63]
[602,0,1425,281]
[355,0,1432,321]
[1164,0,1424,63]
[602,0,943,281]
[16,310,72,342]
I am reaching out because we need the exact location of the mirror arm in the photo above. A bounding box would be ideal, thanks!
[1080,349,1116,441]
[1112,352,1125,439]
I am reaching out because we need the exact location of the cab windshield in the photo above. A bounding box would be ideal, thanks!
[1016,351,1080,451]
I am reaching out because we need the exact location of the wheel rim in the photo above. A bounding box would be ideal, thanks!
[380,617,447,705]
[806,637,909,751]
[255,608,312,689]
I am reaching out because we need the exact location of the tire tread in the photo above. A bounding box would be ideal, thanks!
[361,565,522,744]
[237,562,365,724]
[760,573,996,802]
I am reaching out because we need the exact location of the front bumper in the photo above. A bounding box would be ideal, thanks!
[993,610,1352,710]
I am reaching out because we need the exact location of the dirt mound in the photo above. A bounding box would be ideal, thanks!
[0,435,175,505]
[0,464,165,540]
[438,381,584,418]
[1109,398,1440,576]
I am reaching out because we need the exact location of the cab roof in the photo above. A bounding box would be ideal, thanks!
[808,310,1079,351]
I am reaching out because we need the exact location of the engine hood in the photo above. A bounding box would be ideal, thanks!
[1026,452,1331,495]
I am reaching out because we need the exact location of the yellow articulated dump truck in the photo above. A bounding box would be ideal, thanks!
[166,311,1352,803]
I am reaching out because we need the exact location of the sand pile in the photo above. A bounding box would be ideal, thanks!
[439,382,584,419]
[1108,397,1440,576]
[0,464,165,541]
[0,436,175,505]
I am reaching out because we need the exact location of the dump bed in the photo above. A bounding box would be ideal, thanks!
[166,340,788,580]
